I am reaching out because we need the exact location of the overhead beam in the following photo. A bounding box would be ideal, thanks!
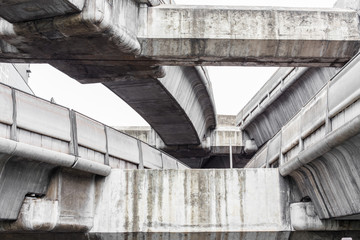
[138,6,360,67]
[0,0,85,23]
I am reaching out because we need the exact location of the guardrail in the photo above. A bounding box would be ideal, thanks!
[245,52,360,173]
[0,82,189,175]
[236,67,298,128]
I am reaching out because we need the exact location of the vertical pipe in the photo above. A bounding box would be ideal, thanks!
[10,89,18,141]
[229,139,233,169]
[137,140,144,169]
[104,126,109,166]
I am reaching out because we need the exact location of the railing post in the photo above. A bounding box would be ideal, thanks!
[229,139,233,169]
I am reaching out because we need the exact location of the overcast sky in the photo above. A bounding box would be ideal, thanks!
[29,0,337,127]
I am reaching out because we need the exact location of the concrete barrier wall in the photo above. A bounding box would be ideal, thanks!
[246,53,360,169]
[244,53,360,220]
[92,169,290,235]
[0,82,187,170]
[238,67,338,147]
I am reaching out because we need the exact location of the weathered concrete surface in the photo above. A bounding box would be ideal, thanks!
[117,115,246,168]
[0,3,359,67]
[2,169,360,239]
[291,202,360,231]
[335,0,360,14]
[0,169,292,239]
[0,0,85,23]
[237,67,339,147]
[0,1,217,146]
[92,169,289,234]
[0,157,55,220]
[287,132,360,220]
[138,6,360,67]
[0,81,188,220]
[104,66,216,145]
[0,63,32,94]
[245,52,360,220]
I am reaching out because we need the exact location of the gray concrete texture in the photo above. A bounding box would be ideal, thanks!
[1,168,360,239]
[1,0,360,148]
[138,5,360,66]
[1,169,291,236]
[0,0,217,147]
[0,81,188,220]
[117,115,245,168]
[238,67,339,147]
[246,52,360,220]
[0,63,32,94]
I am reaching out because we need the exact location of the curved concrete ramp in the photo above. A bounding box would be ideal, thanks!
[0,0,217,146]
[104,66,216,145]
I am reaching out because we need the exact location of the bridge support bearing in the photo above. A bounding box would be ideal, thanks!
[291,202,360,231]
[286,132,360,220]
[0,168,96,231]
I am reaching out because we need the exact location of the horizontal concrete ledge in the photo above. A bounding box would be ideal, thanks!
[279,115,360,176]
[138,6,360,66]
[0,137,111,176]
[3,232,360,240]
[0,232,292,240]
[0,0,85,23]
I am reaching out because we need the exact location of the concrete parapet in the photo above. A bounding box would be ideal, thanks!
[246,52,360,220]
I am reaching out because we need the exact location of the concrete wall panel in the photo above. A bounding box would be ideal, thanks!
[329,53,360,117]
[107,127,140,165]
[92,169,290,233]
[161,153,177,170]
[0,84,13,125]
[76,113,106,153]
[16,91,71,142]
[141,142,162,169]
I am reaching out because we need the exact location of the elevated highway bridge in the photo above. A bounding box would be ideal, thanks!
[0,0,360,239]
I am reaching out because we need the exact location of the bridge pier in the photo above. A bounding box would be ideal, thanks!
[1,169,360,239]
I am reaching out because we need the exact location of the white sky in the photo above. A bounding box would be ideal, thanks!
[28,0,337,127]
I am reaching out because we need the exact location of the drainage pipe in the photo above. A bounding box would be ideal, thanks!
[0,137,111,176]
[279,115,360,176]
[240,67,309,130]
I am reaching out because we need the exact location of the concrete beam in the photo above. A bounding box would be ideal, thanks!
[102,66,216,146]
[237,67,339,147]
[134,0,161,6]
[0,0,218,147]
[0,0,85,23]
[138,6,360,67]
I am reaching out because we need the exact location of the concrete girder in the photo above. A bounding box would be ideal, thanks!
[0,0,85,23]
[102,66,216,145]
[237,67,339,147]
[246,52,360,219]
[138,6,360,67]
[0,0,217,146]
[0,4,359,67]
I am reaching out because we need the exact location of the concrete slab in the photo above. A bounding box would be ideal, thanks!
[0,0,85,23]
[138,6,360,66]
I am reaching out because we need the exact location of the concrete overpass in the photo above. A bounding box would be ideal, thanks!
[1,0,360,239]
[0,81,188,220]
[237,67,340,148]
[117,115,246,168]
[1,1,359,66]
[1,0,359,162]
[246,51,360,220]
[0,0,217,147]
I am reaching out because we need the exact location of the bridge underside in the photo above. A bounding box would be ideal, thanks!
[1,1,359,66]
[1,0,360,147]
[288,130,360,220]
[0,0,217,147]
